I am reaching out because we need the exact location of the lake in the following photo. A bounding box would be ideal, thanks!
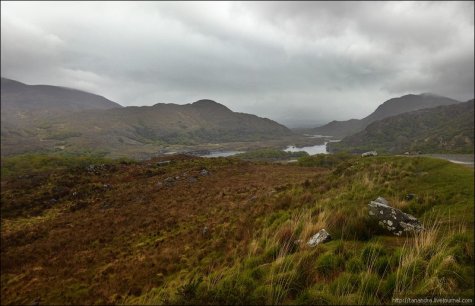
[284,143,329,155]
[284,139,340,155]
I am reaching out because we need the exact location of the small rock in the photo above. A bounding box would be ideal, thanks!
[164,177,175,187]
[100,202,112,209]
[202,226,209,238]
[361,151,378,157]
[307,229,332,247]
[200,169,210,176]
[187,176,198,183]
[157,160,171,166]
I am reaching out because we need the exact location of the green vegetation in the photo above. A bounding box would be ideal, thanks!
[44,131,82,140]
[234,148,308,161]
[1,153,473,304]
[311,93,461,139]
[330,100,474,154]
[127,156,473,305]
[1,95,294,157]
[0,152,132,178]
[297,152,353,168]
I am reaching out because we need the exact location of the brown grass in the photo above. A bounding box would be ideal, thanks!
[0,155,322,304]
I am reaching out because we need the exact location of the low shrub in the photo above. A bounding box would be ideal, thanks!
[346,257,364,274]
[329,272,360,295]
[295,288,334,305]
[316,253,345,278]
[361,243,386,266]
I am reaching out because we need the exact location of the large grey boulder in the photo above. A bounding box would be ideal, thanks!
[307,229,332,247]
[368,197,423,236]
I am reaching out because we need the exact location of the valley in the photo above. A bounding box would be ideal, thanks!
[1,80,473,305]
[2,2,474,305]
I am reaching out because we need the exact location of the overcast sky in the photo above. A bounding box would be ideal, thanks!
[1,1,474,127]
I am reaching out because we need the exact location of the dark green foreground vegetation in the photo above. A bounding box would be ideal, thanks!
[234,148,309,161]
[1,153,473,304]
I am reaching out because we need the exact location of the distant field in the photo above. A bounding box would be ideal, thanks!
[422,154,474,168]
[1,154,473,304]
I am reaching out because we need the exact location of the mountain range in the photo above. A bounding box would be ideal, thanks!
[1,77,473,157]
[311,93,461,138]
[329,99,474,154]
[0,78,291,157]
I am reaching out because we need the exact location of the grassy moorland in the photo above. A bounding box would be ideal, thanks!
[234,148,309,162]
[1,153,473,305]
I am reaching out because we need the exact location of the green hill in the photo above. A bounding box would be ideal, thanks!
[311,94,461,138]
[1,77,121,125]
[329,100,474,154]
[1,78,293,157]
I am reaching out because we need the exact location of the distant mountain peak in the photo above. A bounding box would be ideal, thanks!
[1,77,122,121]
[192,99,220,106]
[193,99,217,104]
[190,99,231,111]
[1,77,27,87]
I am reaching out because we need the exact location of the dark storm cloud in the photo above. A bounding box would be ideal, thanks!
[1,1,473,127]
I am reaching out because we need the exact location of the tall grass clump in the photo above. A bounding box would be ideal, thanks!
[393,218,474,298]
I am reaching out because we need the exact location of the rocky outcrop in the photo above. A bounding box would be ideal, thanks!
[361,151,378,157]
[368,197,423,236]
[157,160,171,166]
[374,196,389,205]
[307,229,331,247]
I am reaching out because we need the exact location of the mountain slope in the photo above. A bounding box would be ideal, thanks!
[329,100,474,154]
[312,94,461,138]
[1,77,121,126]
[1,81,293,156]
[42,99,292,147]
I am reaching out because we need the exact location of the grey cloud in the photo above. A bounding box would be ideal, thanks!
[1,1,473,128]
